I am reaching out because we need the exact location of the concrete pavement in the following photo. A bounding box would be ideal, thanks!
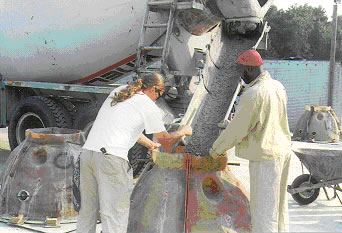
[229,152,342,232]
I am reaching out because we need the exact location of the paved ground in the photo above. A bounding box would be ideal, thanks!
[0,127,341,232]
[229,151,342,232]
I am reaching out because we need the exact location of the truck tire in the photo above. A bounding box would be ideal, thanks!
[290,174,320,205]
[8,96,72,150]
[128,134,153,179]
[56,99,78,125]
[73,104,100,138]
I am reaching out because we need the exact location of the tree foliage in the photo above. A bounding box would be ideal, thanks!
[263,4,341,60]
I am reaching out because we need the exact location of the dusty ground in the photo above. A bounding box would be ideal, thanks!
[0,127,341,232]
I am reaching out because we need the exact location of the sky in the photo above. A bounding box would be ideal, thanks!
[273,0,342,18]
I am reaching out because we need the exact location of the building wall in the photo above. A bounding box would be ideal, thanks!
[264,60,342,131]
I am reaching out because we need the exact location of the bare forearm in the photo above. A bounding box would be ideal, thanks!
[169,130,184,143]
[154,125,192,152]
[137,134,155,150]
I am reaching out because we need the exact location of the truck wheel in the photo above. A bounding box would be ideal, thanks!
[8,96,72,150]
[73,104,100,138]
[291,174,320,205]
[56,99,78,125]
[128,134,153,179]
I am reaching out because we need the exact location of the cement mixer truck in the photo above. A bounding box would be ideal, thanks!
[0,0,274,176]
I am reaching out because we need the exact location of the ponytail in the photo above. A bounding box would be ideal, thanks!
[111,79,143,106]
[110,73,165,106]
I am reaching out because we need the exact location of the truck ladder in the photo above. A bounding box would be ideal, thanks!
[135,0,203,77]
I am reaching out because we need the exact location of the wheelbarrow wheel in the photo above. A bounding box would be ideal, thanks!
[291,174,320,205]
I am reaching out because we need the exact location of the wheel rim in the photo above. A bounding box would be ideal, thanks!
[298,181,315,199]
[16,112,45,145]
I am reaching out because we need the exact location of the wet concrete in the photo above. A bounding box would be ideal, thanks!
[0,128,341,232]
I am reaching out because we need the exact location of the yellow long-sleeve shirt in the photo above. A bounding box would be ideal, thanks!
[210,71,291,161]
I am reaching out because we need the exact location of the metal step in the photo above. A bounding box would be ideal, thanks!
[144,23,168,28]
[138,67,185,76]
[138,69,185,76]
[137,69,161,74]
[137,66,163,74]
[148,1,204,10]
[142,46,164,50]
[138,66,161,71]
[177,1,204,10]
[148,1,173,8]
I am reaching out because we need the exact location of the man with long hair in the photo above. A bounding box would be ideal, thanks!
[76,73,192,233]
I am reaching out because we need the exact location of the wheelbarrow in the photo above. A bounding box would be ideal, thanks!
[287,141,342,205]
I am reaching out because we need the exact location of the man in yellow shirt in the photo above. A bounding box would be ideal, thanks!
[210,50,292,232]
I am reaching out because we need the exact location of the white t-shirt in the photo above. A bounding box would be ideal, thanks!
[83,86,166,161]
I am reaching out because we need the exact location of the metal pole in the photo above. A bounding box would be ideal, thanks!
[328,2,338,107]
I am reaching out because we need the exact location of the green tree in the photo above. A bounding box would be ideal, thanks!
[264,4,333,60]
[308,7,330,59]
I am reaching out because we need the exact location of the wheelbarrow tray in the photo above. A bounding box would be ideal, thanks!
[291,141,342,181]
